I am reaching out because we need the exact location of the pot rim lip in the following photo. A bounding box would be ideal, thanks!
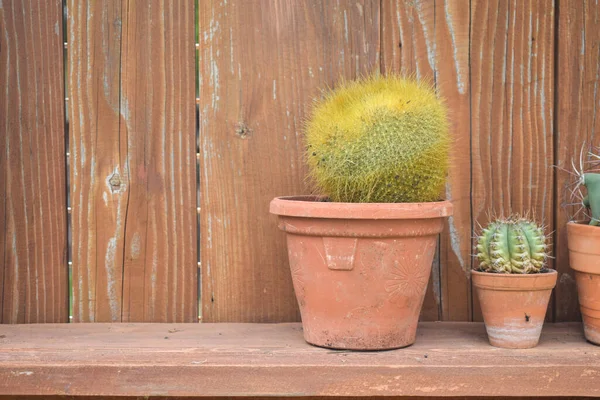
[567,220,600,228]
[471,269,557,290]
[270,195,453,219]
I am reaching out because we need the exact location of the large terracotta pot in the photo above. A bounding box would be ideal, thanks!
[270,195,452,350]
[567,221,600,345]
[472,270,557,349]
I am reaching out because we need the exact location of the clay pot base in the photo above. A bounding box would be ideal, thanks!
[270,195,453,350]
[472,269,557,349]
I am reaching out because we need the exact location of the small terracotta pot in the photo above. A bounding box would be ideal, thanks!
[472,270,557,349]
[270,195,452,350]
[567,221,600,345]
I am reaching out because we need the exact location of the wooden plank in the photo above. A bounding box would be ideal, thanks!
[380,0,440,321]
[435,0,472,322]
[198,1,380,322]
[0,0,68,323]
[470,0,555,321]
[68,0,123,322]
[381,0,436,79]
[555,0,600,322]
[0,322,598,397]
[69,0,196,322]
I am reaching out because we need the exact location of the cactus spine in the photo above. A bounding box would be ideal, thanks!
[305,74,450,203]
[476,217,548,274]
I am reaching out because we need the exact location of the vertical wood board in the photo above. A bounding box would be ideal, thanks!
[381,0,439,321]
[555,0,600,322]
[435,0,472,322]
[0,0,68,323]
[69,0,197,322]
[199,0,380,322]
[470,0,555,320]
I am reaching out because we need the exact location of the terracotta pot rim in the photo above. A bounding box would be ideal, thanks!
[471,269,557,291]
[567,220,600,225]
[270,195,453,220]
[471,269,557,277]
[567,220,600,235]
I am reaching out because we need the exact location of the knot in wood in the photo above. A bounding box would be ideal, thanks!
[235,122,252,139]
[109,173,122,188]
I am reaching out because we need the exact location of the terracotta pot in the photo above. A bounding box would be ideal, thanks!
[567,221,600,345]
[472,270,557,349]
[270,195,452,350]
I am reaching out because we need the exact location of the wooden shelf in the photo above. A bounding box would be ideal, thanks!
[0,322,598,397]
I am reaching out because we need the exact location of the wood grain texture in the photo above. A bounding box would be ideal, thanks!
[0,398,577,400]
[1,322,598,397]
[435,0,472,322]
[555,0,600,322]
[0,0,68,323]
[69,0,196,322]
[198,1,380,322]
[0,398,580,400]
[470,0,555,321]
[381,0,440,321]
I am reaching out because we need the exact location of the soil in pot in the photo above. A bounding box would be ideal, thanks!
[567,221,600,345]
[270,195,453,350]
[472,269,557,349]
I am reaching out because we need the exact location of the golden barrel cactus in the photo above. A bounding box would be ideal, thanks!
[305,74,450,203]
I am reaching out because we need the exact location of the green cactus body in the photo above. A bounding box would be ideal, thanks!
[583,173,600,226]
[305,75,450,203]
[476,217,547,274]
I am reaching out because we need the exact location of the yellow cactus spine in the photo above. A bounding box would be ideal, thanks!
[305,74,450,203]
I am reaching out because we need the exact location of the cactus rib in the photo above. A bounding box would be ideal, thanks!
[475,217,548,274]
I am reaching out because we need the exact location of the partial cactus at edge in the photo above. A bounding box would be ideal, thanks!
[305,74,450,203]
[476,217,548,274]
[582,173,600,226]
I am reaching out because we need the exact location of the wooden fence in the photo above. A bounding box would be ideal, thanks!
[0,0,598,324]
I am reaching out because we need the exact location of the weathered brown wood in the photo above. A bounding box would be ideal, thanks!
[470,0,555,321]
[0,395,581,400]
[0,0,68,323]
[68,0,123,323]
[69,0,196,322]
[381,0,435,79]
[555,0,600,322]
[381,0,440,321]
[435,0,472,322]
[198,0,380,322]
[0,322,598,397]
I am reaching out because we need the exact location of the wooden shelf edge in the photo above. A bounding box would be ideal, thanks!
[0,322,598,397]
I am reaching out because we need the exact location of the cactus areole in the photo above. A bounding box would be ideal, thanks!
[476,217,548,274]
[305,74,450,203]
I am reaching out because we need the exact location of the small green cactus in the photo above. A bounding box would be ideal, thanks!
[305,74,450,203]
[475,216,548,274]
[582,173,600,226]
